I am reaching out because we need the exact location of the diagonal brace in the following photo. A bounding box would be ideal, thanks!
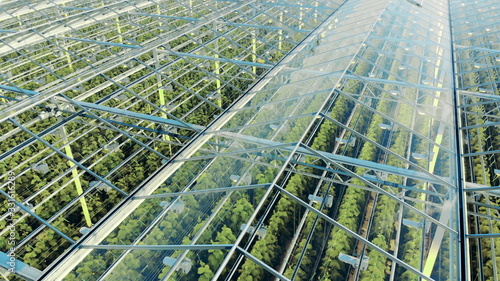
[79,244,233,250]
[8,118,127,196]
[133,183,270,199]
[300,144,457,234]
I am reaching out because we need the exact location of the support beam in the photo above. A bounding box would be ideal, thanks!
[236,246,291,281]
[130,12,200,22]
[455,45,500,54]
[262,2,334,11]
[68,99,204,131]
[0,189,76,244]
[0,29,18,33]
[158,49,273,68]
[318,112,441,181]
[462,149,500,157]
[65,96,172,163]
[465,182,500,192]
[60,6,92,11]
[299,144,457,234]
[215,20,311,33]
[8,118,127,196]
[133,183,270,200]
[466,233,500,239]
[79,244,233,250]
[217,131,452,187]
[0,251,42,281]
[180,148,444,197]
[460,121,500,130]
[459,90,500,101]
[58,36,140,49]
[0,85,38,96]
[283,66,446,92]
[467,200,500,212]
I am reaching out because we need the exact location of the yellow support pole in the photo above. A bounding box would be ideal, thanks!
[315,1,318,14]
[252,32,257,74]
[299,4,303,30]
[214,54,222,108]
[56,38,73,72]
[278,12,283,51]
[61,1,69,18]
[155,5,164,143]
[158,84,167,119]
[154,48,172,154]
[214,23,222,107]
[65,51,73,72]
[115,17,123,43]
[157,5,162,25]
[158,83,171,151]
[60,127,92,227]
[154,50,167,120]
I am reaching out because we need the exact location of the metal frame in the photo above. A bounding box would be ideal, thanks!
[0,0,498,280]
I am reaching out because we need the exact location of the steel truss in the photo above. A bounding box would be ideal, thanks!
[0,0,498,280]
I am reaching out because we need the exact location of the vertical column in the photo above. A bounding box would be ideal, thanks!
[153,49,172,154]
[214,23,222,108]
[156,4,162,23]
[61,1,69,18]
[115,17,123,43]
[278,11,283,51]
[55,38,74,72]
[0,75,9,103]
[65,50,73,72]
[315,0,319,16]
[59,127,92,227]
[299,3,303,30]
[251,8,258,74]
[153,50,167,119]
[155,2,165,127]
[252,31,257,74]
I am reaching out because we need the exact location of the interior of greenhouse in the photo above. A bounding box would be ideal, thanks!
[0,0,499,280]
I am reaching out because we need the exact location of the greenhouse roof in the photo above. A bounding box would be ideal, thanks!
[0,0,499,280]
